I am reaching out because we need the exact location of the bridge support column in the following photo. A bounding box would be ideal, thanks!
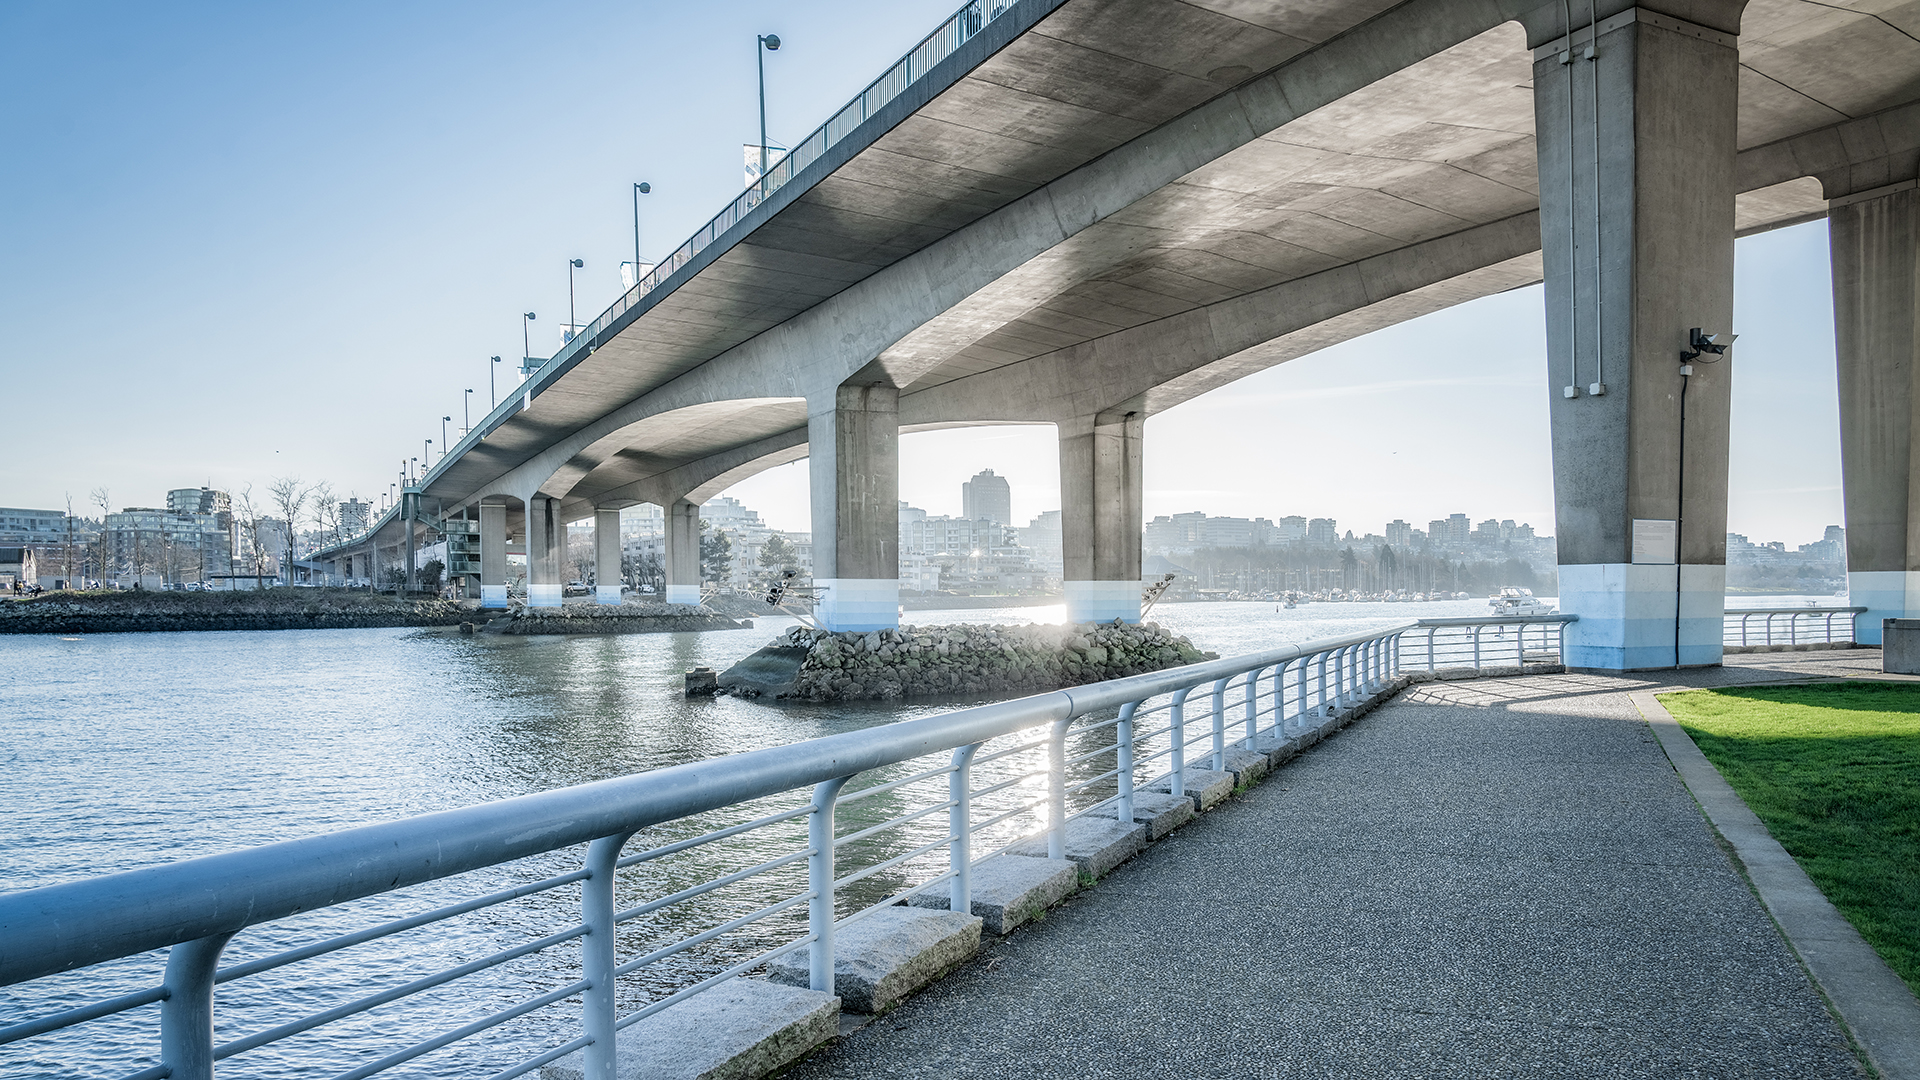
[594,507,623,605]
[479,501,508,608]
[1060,410,1143,624]
[810,385,899,631]
[665,499,702,605]
[1831,180,1920,643]
[1530,2,1741,669]
[527,496,562,608]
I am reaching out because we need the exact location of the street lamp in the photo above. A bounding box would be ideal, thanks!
[490,356,501,406]
[757,33,782,193]
[441,417,451,455]
[463,390,472,434]
[422,440,432,470]
[522,313,536,370]
[567,259,584,336]
[632,182,651,281]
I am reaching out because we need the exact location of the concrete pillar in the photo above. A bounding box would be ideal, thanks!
[526,496,562,608]
[1059,410,1143,623]
[808,385,899,631]
[594,507,623,605]
[1831,181,1920,643]
[665,499,702,605]
[1530,3,1742,669]
[479,501,508,608]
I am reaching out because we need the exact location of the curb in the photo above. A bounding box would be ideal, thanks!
[1632,689,1920,1080]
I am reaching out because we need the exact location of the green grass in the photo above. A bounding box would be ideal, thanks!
[1661,683,1920,994]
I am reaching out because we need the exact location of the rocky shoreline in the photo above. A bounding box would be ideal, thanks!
[500,604,749,635]
[0,592,468,635]
[721,621,1217,702]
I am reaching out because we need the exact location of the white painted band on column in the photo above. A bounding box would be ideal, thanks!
[816,578,899,632]
[595,585,623,605]
[1065,579,1142,625]
[1558,563,1724,670]
[1847,570,1920,644]
[481,585,508,609]
[527,583,563,608]
[664,584,702,606]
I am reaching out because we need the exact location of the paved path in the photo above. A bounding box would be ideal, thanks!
[788,654,1881,1079]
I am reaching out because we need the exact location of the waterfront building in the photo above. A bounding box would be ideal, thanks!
[961,469,1012,525]
[0,507,69,546]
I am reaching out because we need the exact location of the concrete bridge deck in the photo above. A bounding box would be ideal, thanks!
[785,653,1895,1079]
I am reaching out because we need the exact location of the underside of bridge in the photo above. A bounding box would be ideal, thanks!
[312,0,1920,663]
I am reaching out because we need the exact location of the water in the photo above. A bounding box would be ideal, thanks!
[1,593,1822,1075]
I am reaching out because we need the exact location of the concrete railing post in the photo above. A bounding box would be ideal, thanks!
[808,776,852,993]
[1115,702,1137,825]
[160,932,235,1080]
[1243,670,1259,748]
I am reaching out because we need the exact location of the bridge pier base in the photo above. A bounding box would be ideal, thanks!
[1529,2,1741,669]
[594,507,622,605]
[1831,181,1920,644]
[1060,410,1142,624]
[664,499,702,605]
[479,501,508,608]
[527,496,562,608]
[810,386,900,631]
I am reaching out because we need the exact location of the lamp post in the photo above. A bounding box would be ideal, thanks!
[490,356,501,406]
[567,259,583,335]
[757,33,782,192]
[441,416,451,455]
[463,390,472,434]
[423,440,432,470]
[522,313,536,370]
[632,182,651,278]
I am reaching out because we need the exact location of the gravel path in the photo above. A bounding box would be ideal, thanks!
[786,663,1868,1079]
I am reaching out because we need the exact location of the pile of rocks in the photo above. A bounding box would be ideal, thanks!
[771,621,1215,702]
[503,603,748,635]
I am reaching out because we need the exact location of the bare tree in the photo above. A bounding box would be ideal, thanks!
[235,485,270,589]
[311,482,339,546]
[269,477,311,585]
[90,487,113,586]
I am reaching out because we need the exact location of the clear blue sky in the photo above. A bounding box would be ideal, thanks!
[1,2,1843,546]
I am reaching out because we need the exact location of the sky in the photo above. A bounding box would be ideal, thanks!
[1,2,1845,547]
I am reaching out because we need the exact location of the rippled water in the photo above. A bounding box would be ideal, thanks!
[6,593,1819,1076]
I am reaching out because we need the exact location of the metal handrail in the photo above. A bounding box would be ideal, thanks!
[1723,606,1866,647]
[0,615,1572,1080]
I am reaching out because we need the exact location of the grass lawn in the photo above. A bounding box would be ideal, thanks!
[1661,682,1920,995]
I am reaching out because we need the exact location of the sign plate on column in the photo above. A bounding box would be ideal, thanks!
[1631,519,1676,564]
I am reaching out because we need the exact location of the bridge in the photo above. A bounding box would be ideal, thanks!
[313,0,1920,669]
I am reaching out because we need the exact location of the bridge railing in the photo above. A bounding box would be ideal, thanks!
[1723,606,1866,648]
[528,0,1022,388]
[0,616,1564,1080]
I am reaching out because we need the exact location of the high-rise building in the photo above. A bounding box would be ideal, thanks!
[1307,518,1338,544]
[961,469,1012,525]
[1385,520,1412,548]
[167,487,231,516]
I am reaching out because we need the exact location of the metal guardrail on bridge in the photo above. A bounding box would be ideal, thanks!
[0,615,1572,1080]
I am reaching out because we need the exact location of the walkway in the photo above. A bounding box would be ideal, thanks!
[787,653,1890,1079]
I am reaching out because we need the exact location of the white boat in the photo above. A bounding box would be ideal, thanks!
[1489,587,1555,617]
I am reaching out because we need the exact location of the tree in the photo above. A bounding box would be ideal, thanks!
[757,533,797,582]
[623,550,663,594]
[91,487,112,586]
[269,476,311,584]
[311,483,339,546]
[235,485,270,589]
[421,558,445,591]
[1339,546,1358,590]
[700,522,733,586]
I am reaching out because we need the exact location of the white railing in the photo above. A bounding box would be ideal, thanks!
[0,616,1565,1080]
[1723,607,1866,648]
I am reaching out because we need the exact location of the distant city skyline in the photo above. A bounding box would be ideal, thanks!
[3,2,1844,551]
